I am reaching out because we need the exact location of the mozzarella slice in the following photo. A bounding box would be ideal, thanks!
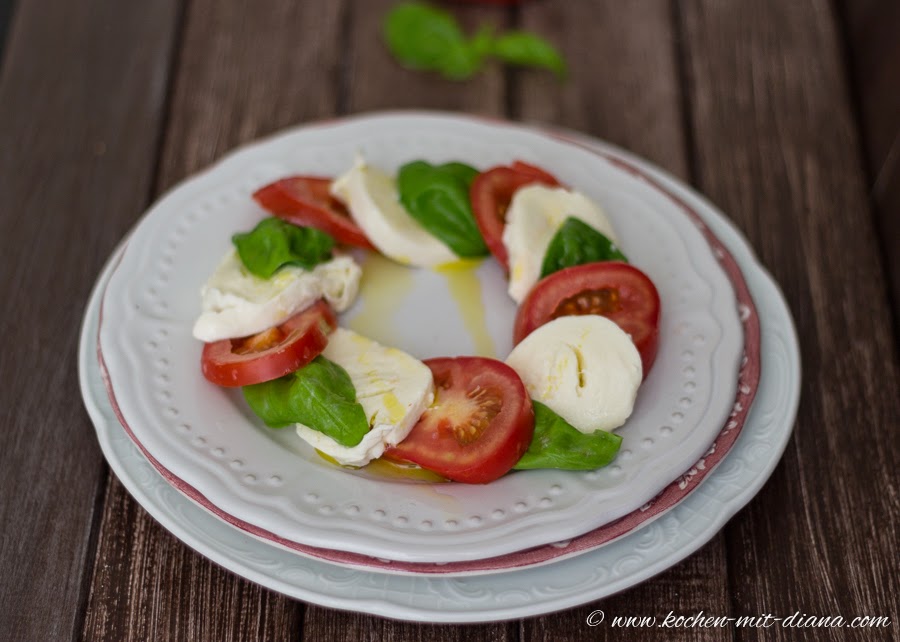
[314,255,362,311]
[296,328,434,466]
[505,315,642,433]
[192,249,361,342]
[502,185,618,303]
[331,156,457,267]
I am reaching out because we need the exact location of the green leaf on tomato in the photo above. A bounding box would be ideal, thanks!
[513,401,622,470]
[540,217,628,279]
[398,160,488,257]
[242,356,369,447]
[232,218,335,279]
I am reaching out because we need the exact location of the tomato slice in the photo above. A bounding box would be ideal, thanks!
[384,357,534,484]
[470,162,560,271]
[510,161,560,184]
[514,262,661,376]
[201,300,337,387]
[253,176,375,249]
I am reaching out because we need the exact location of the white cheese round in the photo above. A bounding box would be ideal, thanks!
[505,315,642,433]
[502,185,618,303]
[330,156,457,267]
[192,249,360,342]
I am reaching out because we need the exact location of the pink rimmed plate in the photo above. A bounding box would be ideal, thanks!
[97,112,748,564]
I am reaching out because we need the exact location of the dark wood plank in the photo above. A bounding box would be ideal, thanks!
[0,0,14,61]
[679,2,900,641]
[838,0,900,179]
[837,0,900,336]
[80,1,350,640]
[513,0,688,175]
[0,1,179,640]
[154,0,349,192]
[873,166,900,335]
[82,477,302,642]
[515,2,731,639]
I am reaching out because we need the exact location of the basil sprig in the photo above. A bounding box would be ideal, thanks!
[383,2,566,80]
[243,356,369,447]
[491,31,567,77]
[232,218,334,279]
[514,401,622,471]
[540,217,628,279]
[397,160,488,257]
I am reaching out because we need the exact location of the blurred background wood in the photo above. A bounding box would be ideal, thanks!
[838,0,900,333]
[0,1,14,60]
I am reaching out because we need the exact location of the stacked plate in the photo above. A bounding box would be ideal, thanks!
[80,113,800,622]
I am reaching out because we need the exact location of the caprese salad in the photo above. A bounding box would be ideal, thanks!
[192,156,661,484]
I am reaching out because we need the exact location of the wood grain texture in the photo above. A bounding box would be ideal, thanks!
[82,477,302,642]
[838,0,900,179]
[516,2,730,639]
[154,0,349,191]
[837,0,900,336]
[679,1,900,640]
[0,1,179,640]
[514,0,689,175]
[0,0,14,61]
[81,0,350,640]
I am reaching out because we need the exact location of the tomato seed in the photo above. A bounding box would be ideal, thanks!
[231,327,285,355]
[554,287,621,318]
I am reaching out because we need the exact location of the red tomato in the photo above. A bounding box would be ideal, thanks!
[510,161,560,184]
[253,176,375,250]
[514,262,661,376]
[384,357,534,484]
[201,300,337,387]
[470,162,560,271]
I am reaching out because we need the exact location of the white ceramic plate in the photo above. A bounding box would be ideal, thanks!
[98,133,762,578]
[98,113,743,563]
[79,127,799,621]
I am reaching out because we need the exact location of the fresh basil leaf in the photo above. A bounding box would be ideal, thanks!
[383,2,485,79]
[469,24,495,59]
[398,160,488,257]
[540,217,628,279]
[491,31,566,78]
[382,3,566,81]
[232,218,334,279]
[437,43,486,80]
[433,161,479,185]
[243,356,370,447]
[514,401,622,471]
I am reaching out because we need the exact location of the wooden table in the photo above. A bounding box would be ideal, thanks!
[1,1,897,640]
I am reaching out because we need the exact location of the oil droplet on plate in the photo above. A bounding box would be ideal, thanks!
[364,457,447,483]
[435,258,496,358]
[345,251,414,345]
[316,449,446,483]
